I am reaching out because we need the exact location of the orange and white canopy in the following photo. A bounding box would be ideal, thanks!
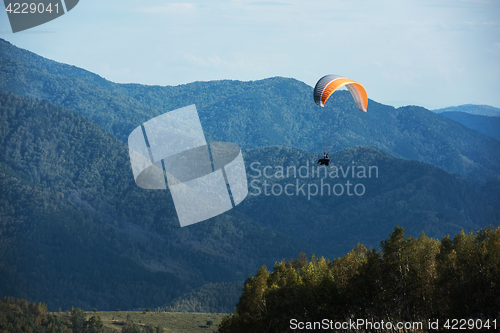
[313,74,368,112]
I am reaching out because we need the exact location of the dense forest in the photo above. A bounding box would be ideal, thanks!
[1,91,499,313]
[219,226,500,332]
[0,91,319,311]
[240,145,499,256]
[158,282,244,314]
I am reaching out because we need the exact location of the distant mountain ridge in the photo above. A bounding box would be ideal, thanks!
[1,38,499,181]
[440,111,500,140]
[433,104,500,117]
[0,38,121,92]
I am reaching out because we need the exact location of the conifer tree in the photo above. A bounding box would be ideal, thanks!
[70,307,87,333]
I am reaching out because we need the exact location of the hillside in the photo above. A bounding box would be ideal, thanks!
[1,92,498,312]
[0,92,315,311]
[441,111,500,140]
[239,145,496,256]
[1,38,500,181]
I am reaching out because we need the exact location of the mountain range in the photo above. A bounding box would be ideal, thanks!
[0,38,499,312]
[440,111,500,141]
[433,104,500,117]
[1,39,499,182]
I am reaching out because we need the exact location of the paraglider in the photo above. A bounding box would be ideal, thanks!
[313,75,368,164]
[317,152,329,165]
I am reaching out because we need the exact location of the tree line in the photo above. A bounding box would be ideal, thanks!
[218,226,500,332]
[0,297,166,333]
[0,297,102,333]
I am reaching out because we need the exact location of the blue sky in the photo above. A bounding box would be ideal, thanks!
[1,0,499,109]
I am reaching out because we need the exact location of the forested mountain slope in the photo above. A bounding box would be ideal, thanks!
[1,92,497,312]
[0,92,315,311]
[239,145,497,256]
[441,111,500,140]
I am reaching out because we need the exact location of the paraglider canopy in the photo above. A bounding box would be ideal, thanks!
[313,74,368,112]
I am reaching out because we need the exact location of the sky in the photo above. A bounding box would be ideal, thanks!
[1,0,499,109]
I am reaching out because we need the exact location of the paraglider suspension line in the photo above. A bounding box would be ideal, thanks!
[321,103,350,153]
